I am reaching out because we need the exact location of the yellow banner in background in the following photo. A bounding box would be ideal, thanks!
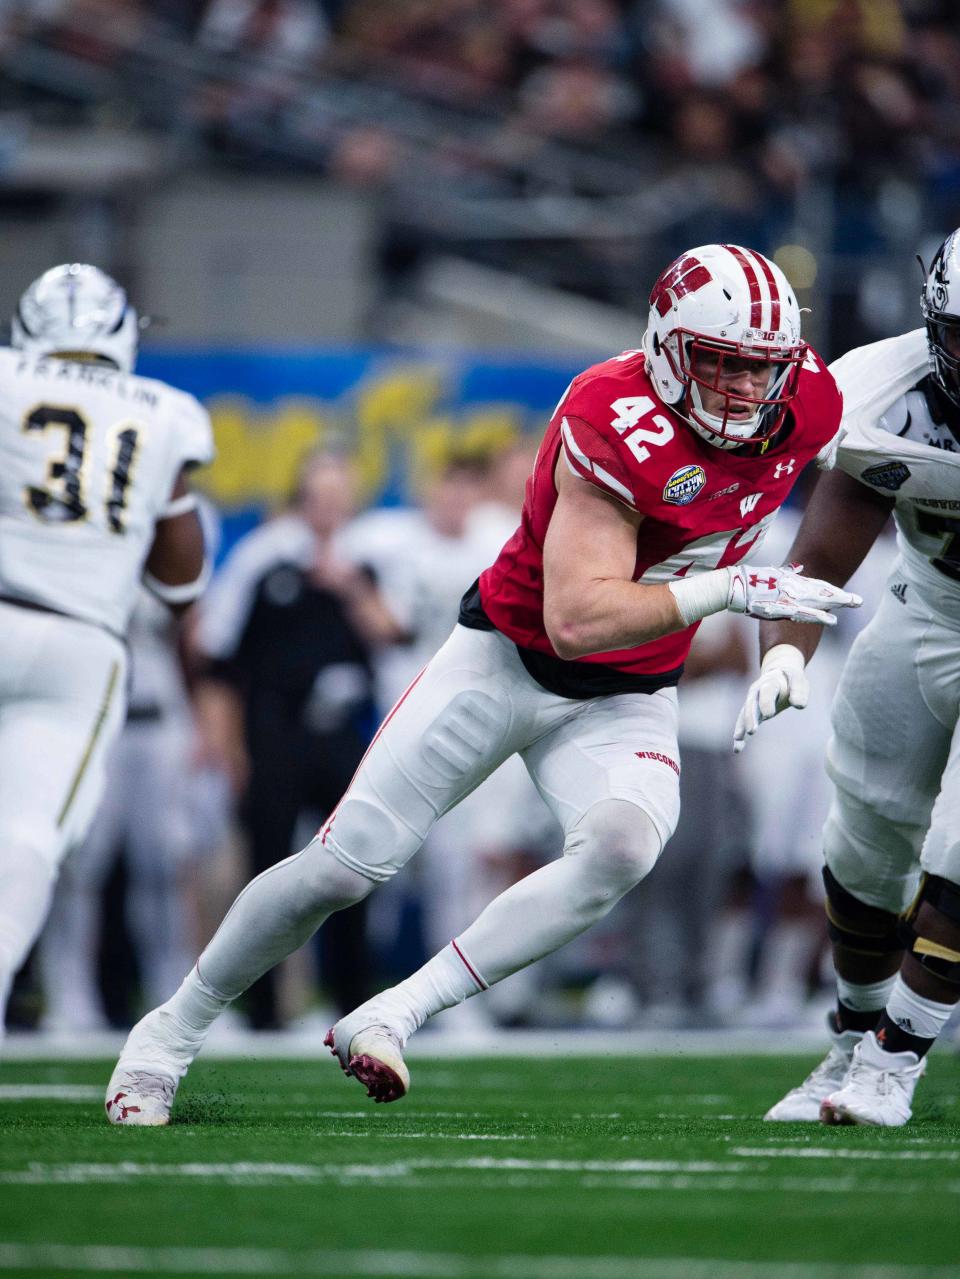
[198,366,524,511]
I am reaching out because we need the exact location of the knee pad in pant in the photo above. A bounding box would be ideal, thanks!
[823,787,922,915]
[296,838,376,908]
[899,873,960,987]
[322,798,423,884]
[565,800,662,906]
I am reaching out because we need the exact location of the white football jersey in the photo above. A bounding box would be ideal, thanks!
[0,348,213,634]
[831,328,960,615]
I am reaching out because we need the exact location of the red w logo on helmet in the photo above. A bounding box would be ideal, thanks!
[650,255,712,317]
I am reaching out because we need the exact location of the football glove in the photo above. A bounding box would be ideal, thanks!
[733,644,809,755]
[727,563,861,625]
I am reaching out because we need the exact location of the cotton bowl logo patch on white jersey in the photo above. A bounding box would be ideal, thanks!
[662,464,706,506]
[862,460,911,491]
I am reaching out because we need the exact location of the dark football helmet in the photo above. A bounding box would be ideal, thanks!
[921,230,960,410]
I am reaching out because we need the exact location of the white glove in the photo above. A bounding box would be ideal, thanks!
[727,562,862,625]
[733,644,809,754]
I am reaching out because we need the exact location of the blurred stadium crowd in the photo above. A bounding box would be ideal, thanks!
[2,1,958,1038]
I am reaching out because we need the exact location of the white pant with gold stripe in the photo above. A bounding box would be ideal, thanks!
[824,569,960,912]
[0,601,127,1021]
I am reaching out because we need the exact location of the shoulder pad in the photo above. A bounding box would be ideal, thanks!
[830,329,928,427]
[169,389,215,468]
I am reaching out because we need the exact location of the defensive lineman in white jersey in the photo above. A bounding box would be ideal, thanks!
[736,230,960,1125]
[0,263,213,1031]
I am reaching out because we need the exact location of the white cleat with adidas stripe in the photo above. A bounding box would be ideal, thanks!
[819,1030,926,1127]
[764,1025,862,1122]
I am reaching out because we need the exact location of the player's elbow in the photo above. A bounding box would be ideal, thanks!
[544,607,589,660]
[143,510,210,613]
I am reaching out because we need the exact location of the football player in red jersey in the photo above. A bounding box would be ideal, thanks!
[106,244,860,1122]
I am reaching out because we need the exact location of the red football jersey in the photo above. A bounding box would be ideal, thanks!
[479,348,842,676]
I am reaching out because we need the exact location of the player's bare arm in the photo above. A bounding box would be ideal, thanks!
[758,468,894,665]
[543,456,684,658]
[143,469,209,615]
[545,453,860,661]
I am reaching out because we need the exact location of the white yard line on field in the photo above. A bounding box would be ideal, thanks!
[330,1131,537,1140]
[0,1085,102,1101]
[0,1244,955,1279]
[733,1146,960,1162]
[0,1158,758,1185]
[9,1153,957,1186]
[2,1159,954,1201]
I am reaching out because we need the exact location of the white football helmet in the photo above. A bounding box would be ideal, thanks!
[642,243,807,450]
[921,229,960,410]
[11,263,139,373]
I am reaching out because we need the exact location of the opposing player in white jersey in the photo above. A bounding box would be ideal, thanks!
[0,263,213,1031]
[738,230,960,1125]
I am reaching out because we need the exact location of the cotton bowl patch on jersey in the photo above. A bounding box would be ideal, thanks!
[861,460,911,491]
[662,464,706,506]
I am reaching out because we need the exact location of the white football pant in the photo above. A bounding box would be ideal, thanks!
[0,602,127,1024]
[195,624,681,1002]
[824,570,960,912]
[39,711,200,1027]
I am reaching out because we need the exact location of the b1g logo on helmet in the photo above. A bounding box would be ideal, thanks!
[743,327,792,347]
[662,464,707,506]
[862,460,911,492]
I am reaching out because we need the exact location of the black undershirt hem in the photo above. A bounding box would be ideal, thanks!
[458,579,683,701]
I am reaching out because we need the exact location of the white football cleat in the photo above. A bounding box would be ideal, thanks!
[764,1026,862,1121]
[325,1003,410,1104]
[819,1030,926,1127]
[105,1008,205,1126]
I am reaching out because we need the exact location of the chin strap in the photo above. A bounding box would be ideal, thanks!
[683,385,762,447]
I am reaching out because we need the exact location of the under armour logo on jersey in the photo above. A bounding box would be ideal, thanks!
[739,492,763,517]
[749,574,777,590]
[773,458,796,479]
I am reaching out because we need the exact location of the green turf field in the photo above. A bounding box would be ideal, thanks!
[2,1050,960,1278]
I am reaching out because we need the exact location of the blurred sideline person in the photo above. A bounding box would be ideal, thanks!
[38,590,221,1029]
[746,230,960,1126]
[191,451,403,1028]
[106,243,860,1123]
[0,263,212,1033]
